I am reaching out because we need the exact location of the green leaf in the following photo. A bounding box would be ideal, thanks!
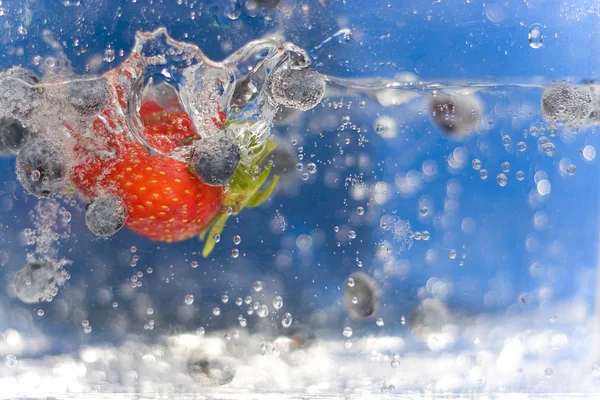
[246,176,280,208]
[202,213,230,258]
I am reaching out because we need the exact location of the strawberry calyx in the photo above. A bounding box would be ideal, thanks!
[199,138,279,257]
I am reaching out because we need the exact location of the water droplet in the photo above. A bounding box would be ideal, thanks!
[282,313,293,327]
[356,206,365,215]
[213,306,221,316]
[543,142,556,157]
[448,249,457,259]
[224,0,242,20]
[496,173,508,187]
[103,47,116,62]
[479,169,488,180]
[376,318,385,327]
[5,355,17,367]
[257,304,269,317]
[472,159,482,170]
[253,281,263,292]
[273,295,283,310]
[342,326,353,338]
[528,24,543,49]
[184,294,194,305]
[348,230,356,239]
[566,164,576,175]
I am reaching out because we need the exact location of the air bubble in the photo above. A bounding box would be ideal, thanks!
[253,281,263,292]
[342,326,353,338]
[479,169,488,180]
[213,307,221,316]
[232,249,240,258]
[348,230,356,239]
[307,163,317,174]
[528,24,543,49]
[472,159,481,170]
[282,313,293,327]
[448,249,457,259]
[376,318,385,327]
[502,135,511,146]
[221,294,229,303]
[233,235,241,245]
[516,170,525,181]
[273,295,283,310]
[517,141,527,152]
[501,162,510,173]
[184,294,194,305]
[356,206,365,215]
[257,304,269,317]
[496,173,508,187]
[419,206,429,216]
[566,164,576,175]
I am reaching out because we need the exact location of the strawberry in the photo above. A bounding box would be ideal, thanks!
[69,62,278,255]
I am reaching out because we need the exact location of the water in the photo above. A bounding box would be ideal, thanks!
[0,0,600,398]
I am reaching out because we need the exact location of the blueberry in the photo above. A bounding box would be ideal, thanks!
[0,117,33,155]
[343,272,380,319]
[85,194,128,237]
[192,131,241,187]
[0,67,42,119]
[14,261,59,304]
[267,67,325,111]
[541,86,593,125]
[16,138,69,197]
[187,353,236,386]
[66,77,109,116]
[430,92,482,137]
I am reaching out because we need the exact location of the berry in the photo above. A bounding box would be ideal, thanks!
[16,138,69,197]
[0,117,34,155]
[85,194,128,237]
[14,262,59,304]
[267,67,325,111]
[187,353,236,386]
[191,130,241,187]
[343,272,380,319]
[430,92,482,137]
[541,86,593,125]
[66,78,110,116]
[0,67,42,119]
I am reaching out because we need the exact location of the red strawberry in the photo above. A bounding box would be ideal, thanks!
[69,62,278,254]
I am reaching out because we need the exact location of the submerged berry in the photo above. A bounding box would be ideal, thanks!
[66,78,110,116]
[429,92,482,138]
[343,271,380,319]
[267,67,325,111]
[187,353,237,386]
[14,262,59,304]
[85,194,128,237]
[191,131,241,187]
[0,117,33,155]
[16,139,69,197]
[541,86,593,125]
